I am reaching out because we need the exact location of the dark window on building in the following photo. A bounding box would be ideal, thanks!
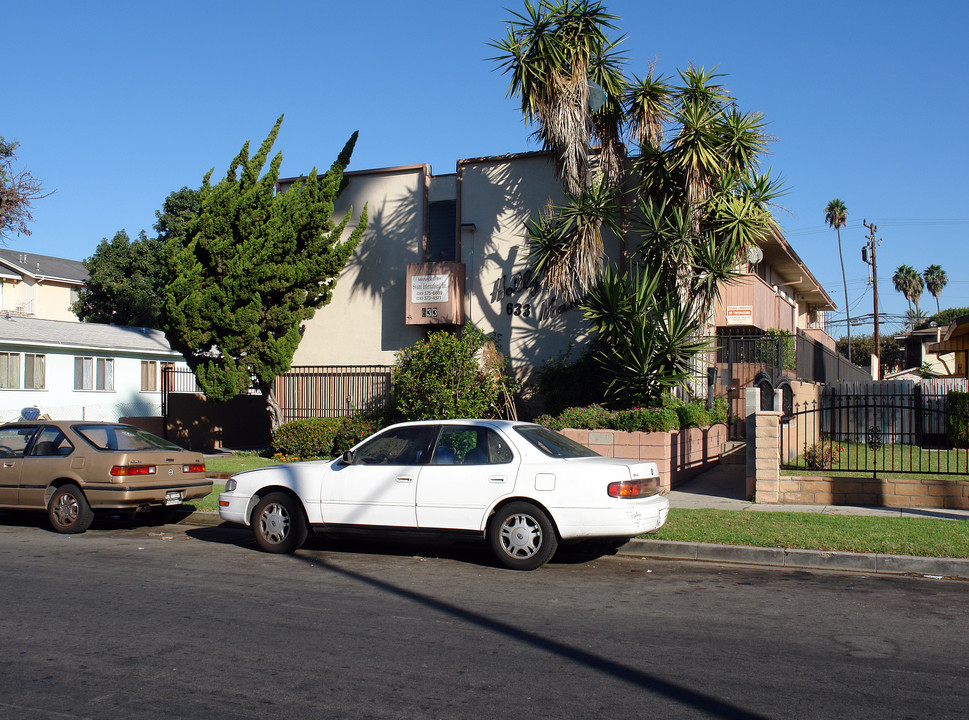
[427,200,457,261]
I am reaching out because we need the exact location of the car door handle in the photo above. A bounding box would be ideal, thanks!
[396,476,414,483]
[3,462,13,468]
[489,476,507,484]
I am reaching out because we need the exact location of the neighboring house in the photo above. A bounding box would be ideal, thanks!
[926,315,969,379]
[0,249,88,322]
[0,315,186,423]
[282,150,837,380]
[895,324,960,378]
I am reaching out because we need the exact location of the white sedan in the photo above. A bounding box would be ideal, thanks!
[219,419,669,570]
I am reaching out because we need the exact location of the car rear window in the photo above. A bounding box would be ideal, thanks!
[513,425,600,458]
[74,424,184,452]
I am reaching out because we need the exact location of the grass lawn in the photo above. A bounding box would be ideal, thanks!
[648,508,969,559]
[784,440,969,479]
[202,453,279,475]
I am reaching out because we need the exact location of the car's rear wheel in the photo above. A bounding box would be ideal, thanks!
[48,484,94,534]
[252,492,308,554]
[488,501,558,570]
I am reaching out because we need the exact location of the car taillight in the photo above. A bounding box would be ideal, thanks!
[183,463,205,473]
[111,465,156,476]
[608,478,658,499]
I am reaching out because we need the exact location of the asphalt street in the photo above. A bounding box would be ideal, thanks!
[1,515,968,719]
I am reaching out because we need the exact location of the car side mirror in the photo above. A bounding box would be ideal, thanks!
[341,449,356,465]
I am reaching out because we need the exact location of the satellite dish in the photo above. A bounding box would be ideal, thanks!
[747,246,763,265]
[588,81,606,112]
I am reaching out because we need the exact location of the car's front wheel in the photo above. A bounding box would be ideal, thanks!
[252,492,308,554]
[488,501,558,570]
[48,484,94,534]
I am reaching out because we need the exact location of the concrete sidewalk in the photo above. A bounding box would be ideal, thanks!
[616,461,969,579]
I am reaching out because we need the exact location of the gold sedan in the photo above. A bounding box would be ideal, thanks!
[0,420,212,533]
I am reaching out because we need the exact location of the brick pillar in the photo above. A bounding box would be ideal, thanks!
[753,410,782,503]
[744,387,759,500]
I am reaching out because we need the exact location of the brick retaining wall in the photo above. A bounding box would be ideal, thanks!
[559,424,727,492]
[771,475,969,510]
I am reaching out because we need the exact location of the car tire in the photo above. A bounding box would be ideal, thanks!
[48,484,95,534]
[488,501,558,570]
[252,492,308,554]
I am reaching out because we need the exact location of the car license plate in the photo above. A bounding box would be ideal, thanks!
[164,491,182,506]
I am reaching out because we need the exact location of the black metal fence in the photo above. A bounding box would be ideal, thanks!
[795,332,872,385]
[712,332,872,440]
[161,366,202,416]
[781,383,969,477]
[273,365,393,422]
[162,365,394,424]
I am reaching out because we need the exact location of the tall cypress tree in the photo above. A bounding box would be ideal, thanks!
[163,115,367,428]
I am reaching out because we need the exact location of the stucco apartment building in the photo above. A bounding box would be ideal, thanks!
[283,151,837,388]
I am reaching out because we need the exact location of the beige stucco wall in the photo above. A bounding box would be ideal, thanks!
[291,166,428,367]
[1,278,79,322]
[458,154,617,372]
[291,153,623,374]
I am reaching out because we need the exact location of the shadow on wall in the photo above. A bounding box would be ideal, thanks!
[165,393,271,450]
[341,170,426,354]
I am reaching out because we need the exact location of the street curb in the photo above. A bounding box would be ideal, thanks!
[618,539,969,579]
[177,511,969,579]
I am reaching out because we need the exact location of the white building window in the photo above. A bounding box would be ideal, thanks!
[0,352,21,388]
[74,356,114,390]
[24,354,45,389]
[141,360,158,391]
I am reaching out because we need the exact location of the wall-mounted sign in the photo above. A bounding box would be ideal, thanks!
[405,262,465,325]
[726,306,753,326]
[489,271,577,323]
[411,274,450,304]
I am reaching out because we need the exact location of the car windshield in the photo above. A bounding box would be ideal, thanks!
[74,424,185,452]
[513,425,600,458]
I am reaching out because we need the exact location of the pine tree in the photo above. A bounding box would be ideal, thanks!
[163,116,367,428]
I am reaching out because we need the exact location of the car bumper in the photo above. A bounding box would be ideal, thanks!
[84,479,213,509]
[552,495,670,540]
[218,491,251,526]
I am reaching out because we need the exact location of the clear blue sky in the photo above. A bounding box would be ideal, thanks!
[6,0,968,338]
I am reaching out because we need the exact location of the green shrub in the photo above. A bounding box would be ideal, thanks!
[948,390,969,449]
[555,404,613,430]
[333,412,383,455]
[708,397,729,425]
[535,395,723,433]
[392,326,518,421]
[675,403,710,428]
[272,417,344,459]
[613,406,679,432]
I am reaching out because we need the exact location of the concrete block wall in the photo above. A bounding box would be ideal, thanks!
[560,424,727,492]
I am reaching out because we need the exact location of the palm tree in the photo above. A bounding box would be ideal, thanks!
[924,264,947,314]
[489,0,627,299]
[824,199,850,360]
[893,264,912,314]
[893,264,925,328]
[489,0,625,195]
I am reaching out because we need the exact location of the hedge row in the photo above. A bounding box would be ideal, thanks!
[272,414,380,460]
[536,397,729,433]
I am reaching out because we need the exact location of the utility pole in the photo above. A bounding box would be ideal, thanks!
[863,220,880,379]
